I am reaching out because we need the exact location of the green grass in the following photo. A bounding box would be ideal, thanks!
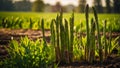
[0,12,120,24]
[0,12,120,31]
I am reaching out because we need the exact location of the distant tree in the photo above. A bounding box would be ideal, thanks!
[52,2,62,12]
[65,4,75,12]
[32,0,45,12]
[44,4,52,12]
[78,0,86,13]
[106,0,111,13]
[93,0,103,13]
[14,0,31,11]
[113,0,120,13]
[0,0,13,11]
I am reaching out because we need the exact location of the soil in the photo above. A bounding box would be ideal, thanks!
[0,28,120,68]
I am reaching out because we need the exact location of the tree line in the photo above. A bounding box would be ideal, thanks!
[0,0,44,12]
[79,0,120,13]
[0,0,120,13]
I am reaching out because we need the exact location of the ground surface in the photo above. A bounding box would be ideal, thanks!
[58,55,120,68]
[0,28,120,68]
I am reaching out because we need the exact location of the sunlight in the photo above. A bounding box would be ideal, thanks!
[15,0,94,7]
[87,0,93,7]
[44,0,79,6]
[15,0,107,7]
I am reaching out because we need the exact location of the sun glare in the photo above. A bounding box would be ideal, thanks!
[16,0,94,7]
[44,0,93,7]
[87,0,93,7]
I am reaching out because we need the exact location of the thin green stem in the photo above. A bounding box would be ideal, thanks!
[85,4,90,61]
[93,7,103,63]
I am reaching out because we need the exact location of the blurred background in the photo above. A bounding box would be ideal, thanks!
[0,0,120,13]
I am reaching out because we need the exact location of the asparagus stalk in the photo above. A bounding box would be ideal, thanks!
[55,14,61,62]
[93,7,103,63]
[89,18,96,63]
[85,4,90,61]
[41,18,47,47]
[103,20,108,58]
[69,11,74,62]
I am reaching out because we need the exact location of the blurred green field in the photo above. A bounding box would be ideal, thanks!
[0,12,120,31]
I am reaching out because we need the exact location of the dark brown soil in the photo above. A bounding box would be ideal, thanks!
[0,28,120,68]
[58,54,120,68]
